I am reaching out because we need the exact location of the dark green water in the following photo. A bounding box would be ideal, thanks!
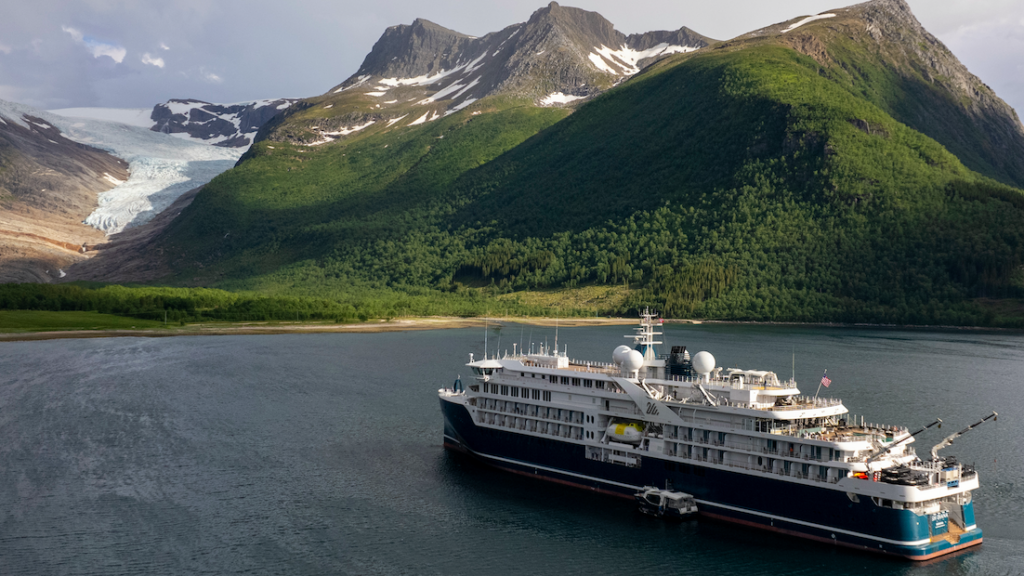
[0,324,1021,575]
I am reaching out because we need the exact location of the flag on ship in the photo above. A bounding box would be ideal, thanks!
[820,371,831,388]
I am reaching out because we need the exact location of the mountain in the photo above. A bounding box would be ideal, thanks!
[1,98,263,283]
[256,2,714,146]
[0,100,127,282]
[0,96,299,282]
[63,1,1024,326]
[737,0,1024,188]
[52,98,298,149]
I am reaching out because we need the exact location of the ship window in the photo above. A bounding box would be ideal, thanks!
[560,376,570,385]
[511,387,519,398]
[500,385,509,395]
[584,379,593,388]
[532,389,540,400]
[571,378,581,386]
[543,391,552,401]
[549,375,557,383]
[521,372,524,377]
[596,381,605,389]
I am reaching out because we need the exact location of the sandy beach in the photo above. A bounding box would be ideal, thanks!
[0,316,646,342]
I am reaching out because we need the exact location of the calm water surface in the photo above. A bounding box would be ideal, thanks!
[0,324,1022,575]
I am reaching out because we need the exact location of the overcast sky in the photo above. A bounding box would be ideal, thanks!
[0,0,1021,118]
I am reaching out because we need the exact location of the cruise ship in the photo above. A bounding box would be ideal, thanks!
[439,311,992,560]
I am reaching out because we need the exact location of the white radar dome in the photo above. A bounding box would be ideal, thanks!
[692,351,716,376]
[623,350,645,372]
[613,345,632,365]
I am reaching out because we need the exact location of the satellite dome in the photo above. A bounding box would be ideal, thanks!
[692,351,716,376]
[613,345,632,365]
[623,350,644,372]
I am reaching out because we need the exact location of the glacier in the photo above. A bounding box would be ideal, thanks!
[42,107,244,235]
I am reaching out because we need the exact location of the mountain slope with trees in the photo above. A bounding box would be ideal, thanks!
[63,0,1024,326]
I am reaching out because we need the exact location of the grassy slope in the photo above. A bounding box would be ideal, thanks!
[160,101,568,291]
[0,310,165,332]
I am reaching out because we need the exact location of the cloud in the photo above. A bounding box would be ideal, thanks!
[141,52,165,68]
[201,68,223,83]
[62,24,126,63]
[160,43,170,51]
[0,42,12,55]
[61,25,83,43]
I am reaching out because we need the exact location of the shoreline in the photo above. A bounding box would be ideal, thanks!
[0,315,1013,342]
[0,316,639,342]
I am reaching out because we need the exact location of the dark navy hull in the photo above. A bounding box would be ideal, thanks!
[441,397,982,560]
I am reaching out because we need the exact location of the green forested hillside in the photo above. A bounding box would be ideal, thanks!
[132,34,1024,326]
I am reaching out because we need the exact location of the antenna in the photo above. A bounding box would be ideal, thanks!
[484,315,488,359]
[554,314,559,357]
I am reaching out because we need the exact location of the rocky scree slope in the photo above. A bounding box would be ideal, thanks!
[257,1,714,146]
[0,100,128,282]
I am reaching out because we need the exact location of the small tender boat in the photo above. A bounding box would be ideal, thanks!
[635,486,698,520]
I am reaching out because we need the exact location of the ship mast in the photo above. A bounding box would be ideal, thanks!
[628,307,663,362]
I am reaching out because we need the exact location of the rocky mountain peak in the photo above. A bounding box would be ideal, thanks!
[276,4,716,146]
[355,18,475,80]
[524,2,622,49]
[746,0,1024,186]
[150,98,297,147]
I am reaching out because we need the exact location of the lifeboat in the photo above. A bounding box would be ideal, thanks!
[606,421,644,444]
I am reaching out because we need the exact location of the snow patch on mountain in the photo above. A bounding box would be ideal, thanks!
[335,75,370,93]
[591,43,697,75]
[409,111,443,126]
[307,120,376,146]
[378,52,489,89]
[782,14,835,33]
[0,100,32,128]
[446,98,478,115]
[540,92,585,106]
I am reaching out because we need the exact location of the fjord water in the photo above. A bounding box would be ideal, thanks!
[1,324,1022,575]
